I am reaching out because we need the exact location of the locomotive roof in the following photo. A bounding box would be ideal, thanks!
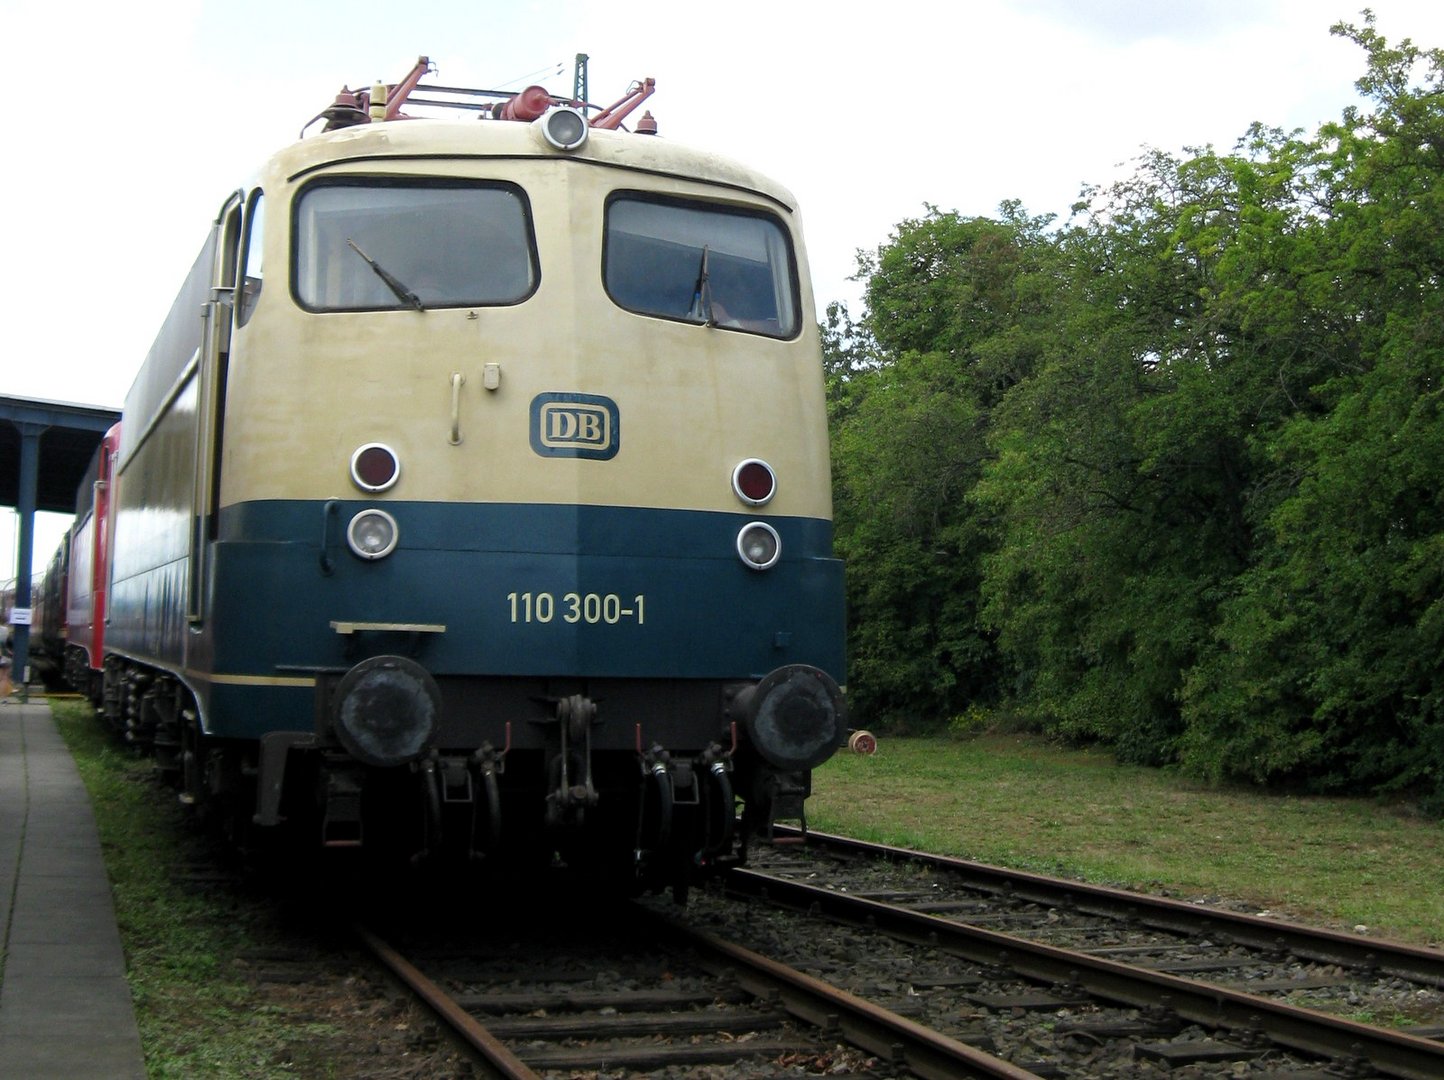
[262,118,800,215]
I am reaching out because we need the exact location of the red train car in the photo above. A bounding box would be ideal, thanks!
[24,424,119,696]
[63,423,121,700]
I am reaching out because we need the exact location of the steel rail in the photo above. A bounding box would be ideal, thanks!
[651,911,1042,1080]
[773,826,1444,987]
[360,911,1038,1079]
[354,923,540,1080]
[727,867,1444,1080]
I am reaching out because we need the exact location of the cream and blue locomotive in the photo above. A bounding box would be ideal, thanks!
[102,60,845,890]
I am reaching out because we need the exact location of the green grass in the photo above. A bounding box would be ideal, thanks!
[49,699,337,1077]
[807,734,1444,947]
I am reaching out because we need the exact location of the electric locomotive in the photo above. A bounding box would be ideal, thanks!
[97,58,846,893]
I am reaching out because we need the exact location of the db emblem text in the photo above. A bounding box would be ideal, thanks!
[530,393,620,460]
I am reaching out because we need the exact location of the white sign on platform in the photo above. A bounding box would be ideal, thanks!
[8,607,32,626]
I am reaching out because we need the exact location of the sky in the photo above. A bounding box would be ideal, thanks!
[4,0,1444,579]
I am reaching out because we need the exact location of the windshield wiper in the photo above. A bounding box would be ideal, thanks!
[346,238,424,311]
[687,244,712,324]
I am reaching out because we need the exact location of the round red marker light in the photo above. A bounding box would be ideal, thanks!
[732,459,776,506]
[351,443,400,492]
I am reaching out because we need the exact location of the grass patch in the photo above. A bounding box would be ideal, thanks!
[50,699,336,1077]
[51,699,483,1078]
[808,734,1444,946]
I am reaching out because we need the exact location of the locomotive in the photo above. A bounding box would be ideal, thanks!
[36,58,847,895]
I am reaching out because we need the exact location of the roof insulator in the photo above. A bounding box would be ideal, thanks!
[322,88,368,130]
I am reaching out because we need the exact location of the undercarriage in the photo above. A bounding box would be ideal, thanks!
[95,654,844,900]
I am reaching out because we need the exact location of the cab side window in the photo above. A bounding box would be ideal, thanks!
[236,191,265,328]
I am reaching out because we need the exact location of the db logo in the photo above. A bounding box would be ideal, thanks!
[530,393,620,460]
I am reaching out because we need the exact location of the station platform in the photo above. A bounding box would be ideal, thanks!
[0,697,146,1078]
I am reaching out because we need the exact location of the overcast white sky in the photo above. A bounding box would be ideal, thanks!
[5,0,1444,578]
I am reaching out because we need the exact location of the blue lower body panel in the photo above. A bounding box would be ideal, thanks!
[183,500,844,743]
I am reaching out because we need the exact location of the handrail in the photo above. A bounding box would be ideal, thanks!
[449,372,465,445]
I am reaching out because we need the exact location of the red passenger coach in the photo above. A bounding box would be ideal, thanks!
[62,423,120,699]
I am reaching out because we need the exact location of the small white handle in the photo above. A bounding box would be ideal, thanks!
[449,372,465,445]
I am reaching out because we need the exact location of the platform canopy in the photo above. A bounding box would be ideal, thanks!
[1,395,120,514]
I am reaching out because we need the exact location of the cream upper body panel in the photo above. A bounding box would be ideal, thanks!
[267,120,802,211]
[218,119,831,520]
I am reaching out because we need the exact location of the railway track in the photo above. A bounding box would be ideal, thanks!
[752,829,1444,1017]
[349,854,1444,1077]
[354,901,1035,1078]
[684,829,1444,1078]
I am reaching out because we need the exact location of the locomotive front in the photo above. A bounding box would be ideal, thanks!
[106,71,846,893]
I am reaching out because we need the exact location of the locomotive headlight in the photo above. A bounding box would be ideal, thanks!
[736,522,781,570]
[539,106,588,151]
[347,508,399,560]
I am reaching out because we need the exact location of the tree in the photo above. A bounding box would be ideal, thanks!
[1180,17,1444,806]
[834,16,1444,808]
[976,134,1327,762]
[826,206,1057,726]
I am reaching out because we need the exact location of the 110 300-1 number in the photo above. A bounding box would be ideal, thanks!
[507,592,646,625]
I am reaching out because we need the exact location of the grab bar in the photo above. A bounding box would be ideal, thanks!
[449,372,465,445]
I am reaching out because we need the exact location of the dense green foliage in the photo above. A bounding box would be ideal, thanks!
[826,17,1444,808]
